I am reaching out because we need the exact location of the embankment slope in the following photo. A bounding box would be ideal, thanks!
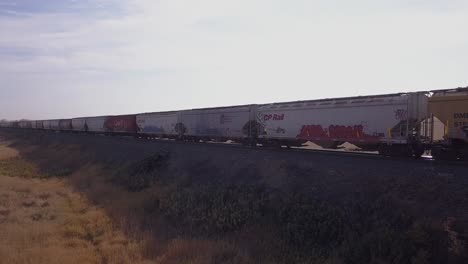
[1,129,467,263]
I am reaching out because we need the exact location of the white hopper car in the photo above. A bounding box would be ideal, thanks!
[257,92,428,156]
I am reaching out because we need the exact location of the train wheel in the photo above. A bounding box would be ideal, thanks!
[413,149,424,159]
[263,140,281,148]
[409,145,423,159]
[431,145,457,160]
[457,147,468,162]
[378,145,390,157]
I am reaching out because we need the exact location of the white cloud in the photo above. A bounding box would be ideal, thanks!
[1,0,467,119]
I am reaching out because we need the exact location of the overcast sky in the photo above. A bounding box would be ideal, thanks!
[1,0,467,120]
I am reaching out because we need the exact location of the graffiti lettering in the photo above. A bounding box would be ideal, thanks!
[298,125,328,138]
[263,113,285,121]
[297,124,379,141]
[108,120,130,129]
[394,109,408,120]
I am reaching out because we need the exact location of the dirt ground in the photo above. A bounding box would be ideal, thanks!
[1,129,468,263]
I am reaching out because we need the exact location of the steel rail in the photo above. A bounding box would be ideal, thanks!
[1,128,467,166]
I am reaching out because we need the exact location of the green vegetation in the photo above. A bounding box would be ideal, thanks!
[150,183,457,263]
[113,152,170,191]
[114,156,463,263]
[157,184,267,233]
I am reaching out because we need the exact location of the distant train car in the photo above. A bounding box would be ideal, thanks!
[31,121,37,129]
[59,119,73,130]
[178,105,256,142]
[257,92,428,156]
[18,120,32,129]
[85,116,108,133]
[427,88,468,160]
[11,121,20,128]
[35,120,44,129]
[50,120,60,130]
[136,111,180,138]
[0,121,10,128]
[104,115,137,134]
[71,118,87,132]
[43,120,51,130]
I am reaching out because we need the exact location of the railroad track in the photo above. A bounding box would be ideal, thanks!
[229,144,461,166]
[129,133,468,167]
[2,128,467,167]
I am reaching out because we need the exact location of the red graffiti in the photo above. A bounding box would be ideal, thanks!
[104,115,137,133]
[263,113,285,121]
[298,125,328,138]
[297,124,380,141]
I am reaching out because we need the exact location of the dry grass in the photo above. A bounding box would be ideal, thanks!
[0,140,249,264]
[0,143,18,160]
[155,239,249,264]
[0,147,152,264]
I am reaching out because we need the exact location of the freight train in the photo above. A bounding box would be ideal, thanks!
[1,87,467,161]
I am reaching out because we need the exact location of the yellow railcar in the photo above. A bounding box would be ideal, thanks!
[428,89,468,159]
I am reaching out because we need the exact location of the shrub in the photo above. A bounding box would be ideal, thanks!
[113,152,169,191]
[157,184,268,234]
[277,195,345,257]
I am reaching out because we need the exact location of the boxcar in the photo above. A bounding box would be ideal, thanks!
[85,116,108,133]
[257,92,428,153]
[104,115,137,134]
[136,111,180,137]
[178,105,256,141]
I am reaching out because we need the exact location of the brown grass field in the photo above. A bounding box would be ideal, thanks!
[0,145,153,264]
